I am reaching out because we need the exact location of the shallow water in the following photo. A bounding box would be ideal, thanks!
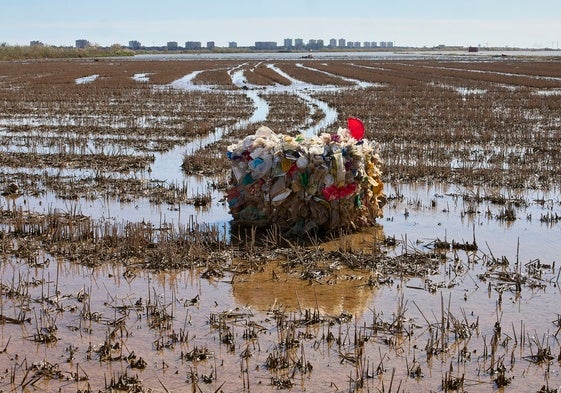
[1,228,560,392]
[0,204,559,392]
[130,49,561,61]
[1,57,561,392]
[383,183,561,263]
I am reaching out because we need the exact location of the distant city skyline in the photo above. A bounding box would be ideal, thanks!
[2,0,560,49]
[124,37,396,50]
[72,36,396,51]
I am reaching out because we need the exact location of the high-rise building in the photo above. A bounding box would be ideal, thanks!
[75,39,90,48]
[284,38,293,49]
[338,38,346,48]
[207,41,215,50]
[185,41,202,50]
[228,42,238,48]
[329,38,337,48]
[305,39,325,50]
[254,41,277,50]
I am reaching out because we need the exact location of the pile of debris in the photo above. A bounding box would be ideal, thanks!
[226,119,385,235]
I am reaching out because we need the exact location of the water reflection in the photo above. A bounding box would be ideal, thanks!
[232,225,385,316]
[233,262,376,315]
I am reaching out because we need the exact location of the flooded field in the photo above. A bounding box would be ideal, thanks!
[0,54,560,392]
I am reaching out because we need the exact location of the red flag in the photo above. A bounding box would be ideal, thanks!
[347,117,365,140]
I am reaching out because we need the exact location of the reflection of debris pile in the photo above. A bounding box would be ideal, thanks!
[226,124,385,235]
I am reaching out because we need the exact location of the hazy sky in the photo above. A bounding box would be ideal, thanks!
[2,0,560,48]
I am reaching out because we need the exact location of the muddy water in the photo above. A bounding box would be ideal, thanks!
[384,183,560,259]
[232,262,377,315]
[0,256,236,392]
[1,59,561,391]
[1,183,560,391]
[233,226,386,316]
[1,224,559,392]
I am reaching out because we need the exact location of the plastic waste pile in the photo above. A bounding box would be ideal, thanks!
[226,118,385,236]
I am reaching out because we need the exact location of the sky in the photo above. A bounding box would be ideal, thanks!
[1,0,560,49]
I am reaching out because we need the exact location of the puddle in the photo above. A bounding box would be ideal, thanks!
[132,72,151,82]
[455,86,487,95]
[168,70,214,91]
[383,183,560,261]
[535,88,561,96]
[75,74,99,84]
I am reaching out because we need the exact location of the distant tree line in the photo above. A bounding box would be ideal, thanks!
[0,43,134,60]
